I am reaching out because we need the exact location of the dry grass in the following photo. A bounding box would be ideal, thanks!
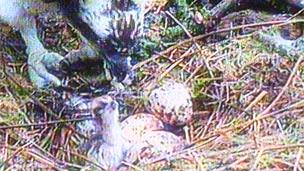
[1,1,304,170]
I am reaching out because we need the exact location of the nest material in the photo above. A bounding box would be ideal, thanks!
[1,0,304,170]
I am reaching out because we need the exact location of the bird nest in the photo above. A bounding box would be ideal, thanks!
[1,0,304,170]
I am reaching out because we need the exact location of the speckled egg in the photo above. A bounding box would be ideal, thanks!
[125,130,187,164]
[121,113,164,143]
[142,130,186,155]
[148,80,193,125]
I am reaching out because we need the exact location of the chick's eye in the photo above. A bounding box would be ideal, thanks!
[93,108,100,115]
[93,106,104,115]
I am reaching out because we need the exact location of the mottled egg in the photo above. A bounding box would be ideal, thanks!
[121,113,164,143]
[148,80,193,125]
[125,130,187,164]
[140,130,186,157]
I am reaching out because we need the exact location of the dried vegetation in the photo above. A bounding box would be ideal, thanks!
[1,0,304,170]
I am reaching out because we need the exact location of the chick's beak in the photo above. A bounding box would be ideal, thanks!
[109,101,118,110]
